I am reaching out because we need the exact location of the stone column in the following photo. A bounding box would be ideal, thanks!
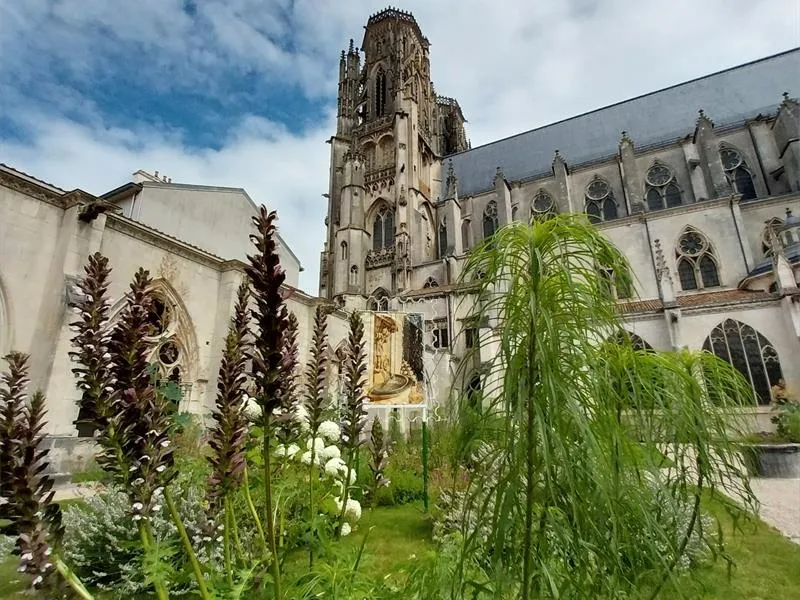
[618,132,644,214]
[773,93,800,192]
[493,168,513,226]
[551,150,573,213]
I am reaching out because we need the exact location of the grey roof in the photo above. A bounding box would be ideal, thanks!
[748,243,800,277]
[448,48,800,197]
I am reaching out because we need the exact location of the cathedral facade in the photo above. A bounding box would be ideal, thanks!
[319,8,800,418]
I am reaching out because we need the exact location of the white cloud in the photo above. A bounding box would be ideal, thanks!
[1,0,798,293]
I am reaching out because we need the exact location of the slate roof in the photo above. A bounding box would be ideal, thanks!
[447,48,800,197]
[747,243,800,276]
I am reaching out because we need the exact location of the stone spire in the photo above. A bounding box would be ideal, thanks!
[445,159,458,200]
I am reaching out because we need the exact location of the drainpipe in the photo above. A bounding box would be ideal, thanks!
[729,197,751,273]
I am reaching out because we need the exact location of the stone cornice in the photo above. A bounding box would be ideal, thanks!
[0,168,65,208]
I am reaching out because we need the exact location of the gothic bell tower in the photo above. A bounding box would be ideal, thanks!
[319,7,468,304]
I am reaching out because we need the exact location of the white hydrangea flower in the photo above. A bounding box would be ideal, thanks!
[333,497,362,522]
[274,445,288,458]
[319,444,341,462]
[306,437,325,453]
[300,451,313,465]
[341,522,352,537]
[324,457,347,478]
[318,420,341,442]
[285,443,300,459]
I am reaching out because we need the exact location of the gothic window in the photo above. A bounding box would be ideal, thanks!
[466,373,482,409]
[585,178,617,223]
[703,319,783,404]
[645,164,682,211]
[761,218,783,256]
[598,268,632,300]
[375,67,388,117]
[720,147,757,201]
[423,277,439,289]
[611,330,654,351]
[367,288,389,311]
[483,200,498,239]
[372,205,395,250]
[340,241,348,261]
[675,227,720,290]
[531,190,555,220]
[430,321,449,349]
[349,265,358,286]
[461,219,471,251]
[465,327,479,349]
[438,217,448,257]
[511,205,518,221]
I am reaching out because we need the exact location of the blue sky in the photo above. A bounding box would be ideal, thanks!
[1,0,797,292]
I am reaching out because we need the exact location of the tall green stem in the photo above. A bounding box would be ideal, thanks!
[308,440,318,566]
[263,417,282,598]
[164,489,211,600]
[137,522,169,600]
[520,326,537,600]
[228,497,245,564]
[223,496,233,586]
[336,453,354,539]
[55,557,95,600]
[243,464,268,556]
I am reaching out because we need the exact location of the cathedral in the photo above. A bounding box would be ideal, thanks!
[0,7,799,478]
[318,8,800,420]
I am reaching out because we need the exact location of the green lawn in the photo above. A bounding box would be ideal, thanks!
[2,502,798,598]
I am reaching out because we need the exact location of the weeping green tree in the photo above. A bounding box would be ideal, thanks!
[448,214,757,599]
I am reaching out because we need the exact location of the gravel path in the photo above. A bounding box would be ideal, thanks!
[749,477,800,544]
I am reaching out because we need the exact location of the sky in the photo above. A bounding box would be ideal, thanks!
[1,0,798,293]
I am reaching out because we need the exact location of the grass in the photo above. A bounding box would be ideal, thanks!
[1,500,798,598]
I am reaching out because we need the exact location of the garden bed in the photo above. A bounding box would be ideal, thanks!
[3,501,800,599]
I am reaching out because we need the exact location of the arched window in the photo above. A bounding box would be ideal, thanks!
[340,241,348,261]
[483,200,498,239]
[761,217,783,256]
[438,217,448,257]
[423,277,439,288]
[375,67,388,117]
[531,190,555,221]
[349,265,358,286]
[466,373,482,410]
[675,227,720,290]
[372,205,395,250]
[585,178,617,223]
[645,164,682,211]
[720,147,757,201]
[611,330,654,351]
[367,288,389,311]
[461,219,471,251]
[599,268,633,300]
[703,319,783,404]
[511,205,518,221]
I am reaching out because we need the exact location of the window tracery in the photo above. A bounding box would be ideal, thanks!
[703,319,783,404]
[720,146,756,200]
[645,163,682,211]
[675,227,720,290]
[423,277,439,289]
[531,190,555,220]
[483,200,498,239]
[372,205,395,251]
[584,178,617,223]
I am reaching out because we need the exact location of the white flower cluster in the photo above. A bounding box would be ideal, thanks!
[333,496,362,523]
